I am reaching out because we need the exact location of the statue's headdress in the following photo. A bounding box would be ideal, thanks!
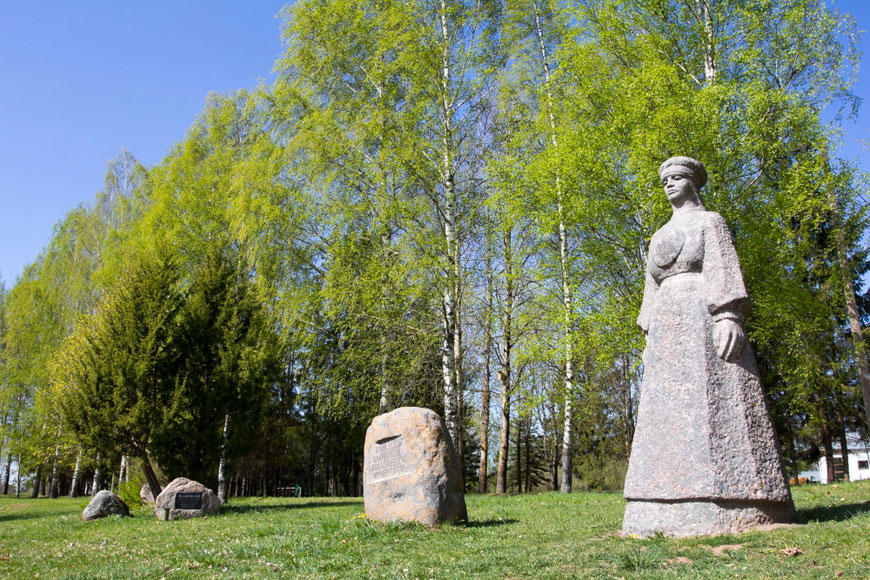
[659,156,707,189]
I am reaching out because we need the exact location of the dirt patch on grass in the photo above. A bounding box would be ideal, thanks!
[705,544,743,557]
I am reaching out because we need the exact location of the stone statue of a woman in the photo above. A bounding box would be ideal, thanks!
[622,157,795,537]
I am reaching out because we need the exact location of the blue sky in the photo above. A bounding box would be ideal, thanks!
[0,0,869,285]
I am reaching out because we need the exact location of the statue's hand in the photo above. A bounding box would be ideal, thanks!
[713,317,745,362]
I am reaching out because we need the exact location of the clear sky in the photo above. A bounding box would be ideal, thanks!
[0,0,869,285]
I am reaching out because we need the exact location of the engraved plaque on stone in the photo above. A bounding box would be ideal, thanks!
[365,435,412,484]
[174,492,203,510]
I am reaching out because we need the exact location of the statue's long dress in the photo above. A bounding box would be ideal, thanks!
[622,209,795,537]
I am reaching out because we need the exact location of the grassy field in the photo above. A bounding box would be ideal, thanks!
[1,481,868,579]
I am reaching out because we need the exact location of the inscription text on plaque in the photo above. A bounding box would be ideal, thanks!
[174,492,204,510]
[366,436,412,483]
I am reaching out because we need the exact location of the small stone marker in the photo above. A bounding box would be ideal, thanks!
[82,490,130,521]
[154,477,221,521]
[363,407,467,526]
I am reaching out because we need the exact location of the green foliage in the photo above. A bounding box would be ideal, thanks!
[54,248,184,459]
[151,243,284,484]
[116,480,144,509]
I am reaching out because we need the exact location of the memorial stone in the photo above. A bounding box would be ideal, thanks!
[154,477,221,521]
[82,490,130,521]
[363,407,467,525]
[622,157,795,537]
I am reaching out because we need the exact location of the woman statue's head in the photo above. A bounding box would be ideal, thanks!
[658,156,707,210]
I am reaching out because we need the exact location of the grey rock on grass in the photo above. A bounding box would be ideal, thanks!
[82,490,130,521]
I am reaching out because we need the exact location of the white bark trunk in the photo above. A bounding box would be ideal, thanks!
[69,450,82,498]
[698,0,716,84]
[479,221,494,494]
[439,0,461,451]
[379,231,392,413]
[496,230,513,494]
[532,0,577,493]
[91,452,101,496]
[16,453,22,497]
[118,455,127,485]
[218,414,230,504]
[49,444,60,499]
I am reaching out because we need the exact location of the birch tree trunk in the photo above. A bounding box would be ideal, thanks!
[91,452,101,495]
[218,414,230,503]
[379,331,390,413]
[698,0,716,84]
[438,0,461,454]
[455,272,464,462]
[496,367,511,494]
[0,411,6,492]
[378,231,393,413]
[530,0,576,493]
[118,455,127,485]
[496,230,514,494]
[69,449,82,498]
[49,444,60,498]
[478,223,493,494]
[515,416,523,494]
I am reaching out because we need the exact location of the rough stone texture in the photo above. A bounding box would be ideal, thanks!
[623,500,796,538]
[363,407,467,526]
[154,477,221,521]
[623,157,795,537]
[82,490,130,521]
[140,483,155,503]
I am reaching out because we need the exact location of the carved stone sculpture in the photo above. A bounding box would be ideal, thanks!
[622,157,795,537]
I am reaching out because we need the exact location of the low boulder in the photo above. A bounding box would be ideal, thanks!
[154,477,221,521]
[82,490,130,521]
[140,483,155,503]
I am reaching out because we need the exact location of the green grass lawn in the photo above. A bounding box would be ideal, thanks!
[1,481,868,578]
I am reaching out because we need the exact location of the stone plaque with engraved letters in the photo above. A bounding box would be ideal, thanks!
[174,492,203,510]
[365,435,413,484]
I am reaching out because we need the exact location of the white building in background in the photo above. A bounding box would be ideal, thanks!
[813,432,870,484]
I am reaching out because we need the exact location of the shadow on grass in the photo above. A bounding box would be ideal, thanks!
[0,512,55,522]
[465,518,518,528]
[222,500,363,515]
[797,500,870,524]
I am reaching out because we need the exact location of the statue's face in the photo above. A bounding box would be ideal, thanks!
[661,171,695,206]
